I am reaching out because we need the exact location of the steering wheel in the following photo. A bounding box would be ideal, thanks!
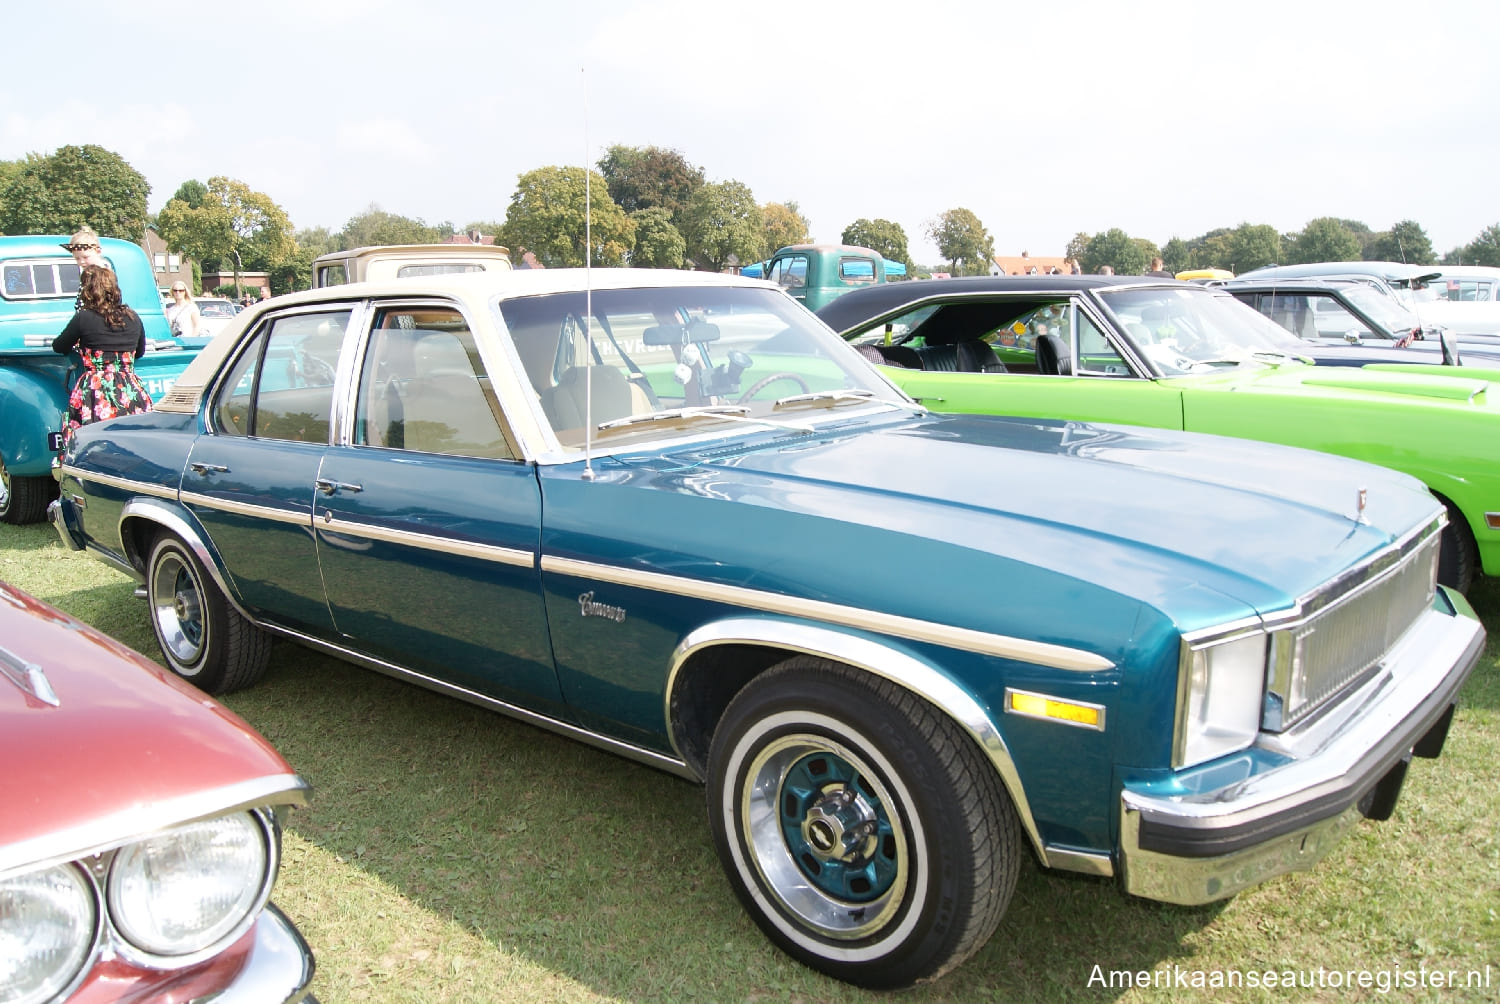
[736,372,810,404]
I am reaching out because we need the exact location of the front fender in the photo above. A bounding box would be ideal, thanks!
[0,359,70,476]
[664,616,1080,872]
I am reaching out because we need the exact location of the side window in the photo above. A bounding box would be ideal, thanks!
[213,311,350,442]
[769,255,809,289]
[1252,294,1322,341]
[354,306,513,460]
[1308,295,1373,341]
[1074,311,1128,376]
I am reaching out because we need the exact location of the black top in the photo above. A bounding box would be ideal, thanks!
[53,308,146,357]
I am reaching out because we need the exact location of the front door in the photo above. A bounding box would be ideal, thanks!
[313,301,562,715]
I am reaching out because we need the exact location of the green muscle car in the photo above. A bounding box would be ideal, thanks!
[818,275,1500,593]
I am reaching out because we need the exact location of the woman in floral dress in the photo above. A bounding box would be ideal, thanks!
[52,265,153,448]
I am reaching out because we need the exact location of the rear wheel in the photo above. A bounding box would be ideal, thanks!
[706,657,1021,989]
[146,533,271,694]
[1436,499,1477,594]
[0,453,56,525]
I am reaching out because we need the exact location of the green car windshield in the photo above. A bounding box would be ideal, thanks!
[1097,287,1310,375]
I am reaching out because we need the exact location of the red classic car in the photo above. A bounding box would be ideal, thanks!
[0,580,315,1003]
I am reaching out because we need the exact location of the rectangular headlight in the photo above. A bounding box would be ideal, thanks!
[1175,631,1267,768]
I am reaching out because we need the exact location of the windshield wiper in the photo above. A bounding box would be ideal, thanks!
[597,406,813,434]
[771,388,878,410]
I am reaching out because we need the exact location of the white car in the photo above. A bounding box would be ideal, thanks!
[195,297,242,339]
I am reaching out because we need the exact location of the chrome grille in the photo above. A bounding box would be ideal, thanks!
[1263,526,1440,732]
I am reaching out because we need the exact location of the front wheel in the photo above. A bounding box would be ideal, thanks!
[1436,498,1478,594]
[706,658,1021,989]
[146,533,271,694]
[0,452,57,525]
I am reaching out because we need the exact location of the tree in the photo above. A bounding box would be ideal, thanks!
[1064,232,1091,264]
[1463,224,1500,267]
[1225,223,1282,273]
[927,208,994,276]
[761,201,810,258]
[0,155,34,229]
[1184,227,1234,271]
[156,176,296,296]
[1287,217,1361,264]
[842,218,910,268]
[1365,220,1435,264]
[168,179,209,210]
[503,166,633,268]
[0,144,149,239]
[1081,228,1147,276]
[339,204,453,248]
[629,207,685,268]
[1132,237,1162,272]
[680,180,764,272]
[597,145,705,225]
[1160,236,1191,275]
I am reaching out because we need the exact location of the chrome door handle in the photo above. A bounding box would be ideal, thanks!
[315,478,364,495]
[189,462,229,475]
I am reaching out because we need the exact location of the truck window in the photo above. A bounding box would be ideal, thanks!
[3,258,82,300]
[768,255,808,289]
[839,258,876,284]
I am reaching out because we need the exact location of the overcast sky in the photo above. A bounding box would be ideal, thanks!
[8,0,1496,265]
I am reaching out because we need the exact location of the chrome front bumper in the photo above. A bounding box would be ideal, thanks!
[216,902,318,1004]
[1119,589,1484,905]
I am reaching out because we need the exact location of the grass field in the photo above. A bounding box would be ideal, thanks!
[2,520,1495,1002]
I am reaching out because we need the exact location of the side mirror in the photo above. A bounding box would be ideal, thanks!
[1439,327,1461,366]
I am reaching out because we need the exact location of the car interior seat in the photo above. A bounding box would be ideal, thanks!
[540,364,641,439]
[1035,334,1072,376]
[386,331,511,458]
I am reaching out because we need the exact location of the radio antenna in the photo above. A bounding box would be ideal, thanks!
[581,65,595,481]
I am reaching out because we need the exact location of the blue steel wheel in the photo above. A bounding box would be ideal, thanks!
[707,657,1021,990]
[146,534,271,695]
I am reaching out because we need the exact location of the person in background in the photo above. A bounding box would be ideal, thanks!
[60,225,109,270]
[1098,264,1115,275]
[52,266,153,448]
[166,280,202,340]
[1145,257,1174,278]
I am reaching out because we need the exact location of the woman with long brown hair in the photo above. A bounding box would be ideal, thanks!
[51,265,153,447]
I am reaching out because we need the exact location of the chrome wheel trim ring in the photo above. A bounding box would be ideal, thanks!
[726,709,924,959]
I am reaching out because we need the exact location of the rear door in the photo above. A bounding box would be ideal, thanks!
[181,307,352,637]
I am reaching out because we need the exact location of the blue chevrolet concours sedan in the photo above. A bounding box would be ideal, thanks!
[50,267,1483,988]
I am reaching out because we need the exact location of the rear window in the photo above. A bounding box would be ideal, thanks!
[839,257,877,283]
[395,262,489,278]
[2,257,81,300]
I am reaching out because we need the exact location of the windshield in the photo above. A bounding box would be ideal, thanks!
[1340,284,1418,334]
[1099,287,1306,375]
[197,300,238,318]
[497,285,905,449]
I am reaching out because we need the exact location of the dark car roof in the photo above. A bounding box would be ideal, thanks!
[815,275,1173,332]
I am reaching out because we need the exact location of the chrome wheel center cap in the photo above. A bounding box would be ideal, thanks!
[801,787,878,864]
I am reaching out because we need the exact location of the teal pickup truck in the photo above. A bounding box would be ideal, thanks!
[741,243,906,311]
[1,234,200,523]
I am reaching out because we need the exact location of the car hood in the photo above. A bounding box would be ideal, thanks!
[1241,362,1500,404]
[657,413,1439,629]
[0,583,306,872]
